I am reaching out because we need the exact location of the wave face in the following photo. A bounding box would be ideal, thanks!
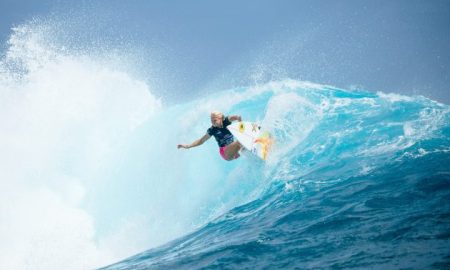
[100,81,450,269]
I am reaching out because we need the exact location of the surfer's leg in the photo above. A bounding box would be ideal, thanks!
[224,141,242,160]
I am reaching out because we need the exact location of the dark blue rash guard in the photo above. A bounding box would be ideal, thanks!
[207,116,235,147]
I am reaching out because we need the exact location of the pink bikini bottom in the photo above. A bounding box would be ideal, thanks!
[219,145,240,160]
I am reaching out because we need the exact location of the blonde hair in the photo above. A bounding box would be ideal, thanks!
[210,111,224,119]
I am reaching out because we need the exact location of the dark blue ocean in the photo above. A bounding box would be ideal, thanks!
[99,81,450,269]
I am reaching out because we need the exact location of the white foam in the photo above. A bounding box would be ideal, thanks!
[377,91,413,102]
[0,23,161,269]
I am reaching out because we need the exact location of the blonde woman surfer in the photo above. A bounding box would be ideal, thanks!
[177,112,243,161]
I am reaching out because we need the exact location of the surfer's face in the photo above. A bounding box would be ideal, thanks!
[211,116,223,128]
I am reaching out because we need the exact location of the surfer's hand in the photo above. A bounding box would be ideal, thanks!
[177,144,189,149]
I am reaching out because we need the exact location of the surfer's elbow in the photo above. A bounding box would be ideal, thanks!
[230,115,242,122]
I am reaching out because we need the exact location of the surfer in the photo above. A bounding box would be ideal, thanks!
[177,111,243,161]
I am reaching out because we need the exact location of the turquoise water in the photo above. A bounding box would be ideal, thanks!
[100,81,450,269]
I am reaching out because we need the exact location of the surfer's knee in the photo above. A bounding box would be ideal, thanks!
[224,148,240,161]
[225,154,240,161]
[224,156,234,161]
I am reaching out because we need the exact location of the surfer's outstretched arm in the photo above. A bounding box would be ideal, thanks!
[177,133,211,149]
[228,115,242,122]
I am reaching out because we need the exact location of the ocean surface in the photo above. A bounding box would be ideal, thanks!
[99,81,450,269]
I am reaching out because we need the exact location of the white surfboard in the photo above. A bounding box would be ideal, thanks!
[227,121,274,160]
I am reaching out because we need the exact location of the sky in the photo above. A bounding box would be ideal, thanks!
[1,0,449,104]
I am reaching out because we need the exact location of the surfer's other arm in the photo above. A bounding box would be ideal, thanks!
[177,133,211,149]
[228,115,242,122]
